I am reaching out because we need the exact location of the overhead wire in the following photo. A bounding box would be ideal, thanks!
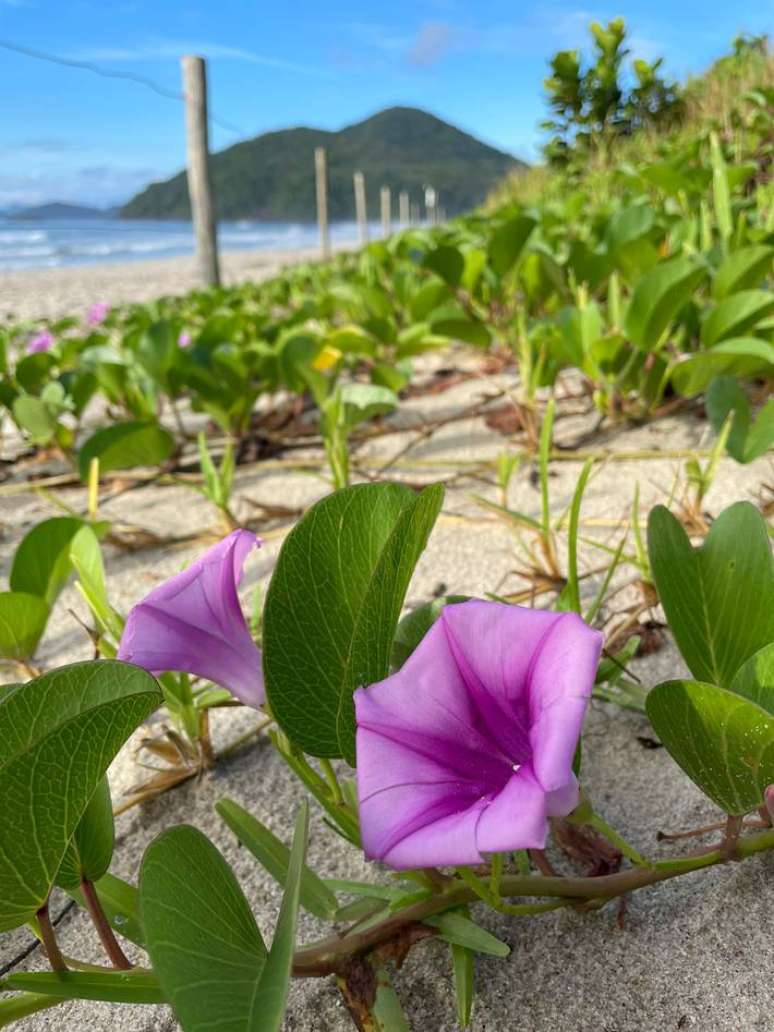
[0,38,246,136]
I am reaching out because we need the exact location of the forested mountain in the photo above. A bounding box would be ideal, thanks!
[121,106,524,220]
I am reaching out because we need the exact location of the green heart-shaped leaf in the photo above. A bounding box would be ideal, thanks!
[10,516,108,607]
[424,244,465,287]
[648,502,774,689]
[264,482,443,761]
[706,376,774,464]
[140,803,307,1032]
[713,245,774,299]
[77,421,175,481]
[12,394,58,445]
[0,660,160,932]
[729,643,774,711]
[624,255,707,351]
[646,679,774,815]
[701,289,774,347]
[56,777,114,890]
[0,592,50,661]
[488,214,536,277]
[671,338,774,396]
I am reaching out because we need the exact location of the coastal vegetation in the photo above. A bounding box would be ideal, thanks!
[0,26,772,1032]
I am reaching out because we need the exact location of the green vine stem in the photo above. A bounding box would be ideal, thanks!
[291,826,774,977]
[33,903,66,973]
[80,879,132,970]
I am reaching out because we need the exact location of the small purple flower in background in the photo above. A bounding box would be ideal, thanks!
[118,529,265,707]
[87,301,110,326]
[354,600,603,869]
[178,331,192,348]
[26,330,54,354]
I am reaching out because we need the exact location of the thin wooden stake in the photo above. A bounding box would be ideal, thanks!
[398,190,409,226]
[380,185,391,237]
[181,55,220,287]
[353,170,368,244]
[315,146,331,259]
[424,184,437,224]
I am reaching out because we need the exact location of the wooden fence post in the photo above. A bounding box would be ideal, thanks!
[398,190,409,226]
[182,55,220,287]
[380,185,391,238]
[353,170,368,244]
[424,185,438,225]
[315,146,331,259]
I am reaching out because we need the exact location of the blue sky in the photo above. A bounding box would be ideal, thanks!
[0,0,770,208]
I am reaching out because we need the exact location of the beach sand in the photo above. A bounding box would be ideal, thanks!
[2,362,773,1029]
[0,245,345,322]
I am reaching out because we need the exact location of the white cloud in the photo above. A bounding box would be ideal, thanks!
[67,39,322,76]
[408,22,455,66]
[340,9,674,75]
[0,138,81,156]
[0,165,161,207]
[343,22,414,55]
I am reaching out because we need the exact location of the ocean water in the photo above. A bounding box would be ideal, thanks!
[0,217,371,271]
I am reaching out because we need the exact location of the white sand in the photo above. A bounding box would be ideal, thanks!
[0,245,349,322]
[1,363,773,1029]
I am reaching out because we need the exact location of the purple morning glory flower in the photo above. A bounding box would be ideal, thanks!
[354,600,603,869]
[87,301,110,326]
[178,331,192,348]
[118,530,265,707]
[26,330,54,354]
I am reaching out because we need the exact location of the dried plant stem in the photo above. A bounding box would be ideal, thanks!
[0,447,720,499]
[80,879,132,970]
[658,818,767,842]
[35,902,66,973]
[197,709,215,767]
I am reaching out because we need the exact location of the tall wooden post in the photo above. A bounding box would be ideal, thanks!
[398,190,409,226]
[315,146,331,259]
[353,170,368,245]
[410,201,420,225]
[182,55,220,287]
[380,185,391,238]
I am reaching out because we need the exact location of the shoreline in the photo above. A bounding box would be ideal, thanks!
[0,243,353,322]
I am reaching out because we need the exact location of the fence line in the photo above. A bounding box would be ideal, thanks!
[380,186,392,238]
[314,146,331,259]
[398,190,409,226]
[182,56,220,287]
[354,171,368,244]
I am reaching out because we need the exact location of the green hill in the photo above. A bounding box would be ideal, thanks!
[121,106,524,221]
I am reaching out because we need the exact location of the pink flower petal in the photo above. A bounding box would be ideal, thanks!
[475,764,550,853]
[527,613,603,791]
[355,599,601,869]
[118,530,264,707]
